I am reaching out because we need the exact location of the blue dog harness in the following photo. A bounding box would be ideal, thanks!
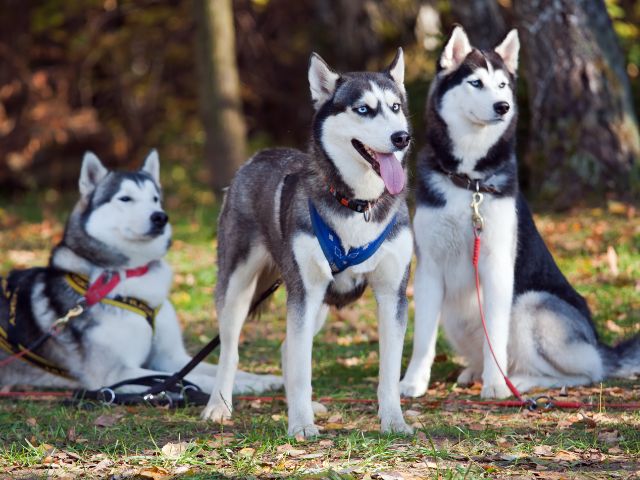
[308,201,397,274]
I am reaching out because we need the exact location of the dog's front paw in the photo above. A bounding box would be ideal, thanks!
[481,382,511,399]
[381,415,414,435]
[399,377,429,398]
[457,367,481,386]
[288,423,320,439]
[201,402,232,422]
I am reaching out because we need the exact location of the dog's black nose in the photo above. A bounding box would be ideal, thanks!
[493,101,510,116]
[391,131,411,149]
[151,211,168,229]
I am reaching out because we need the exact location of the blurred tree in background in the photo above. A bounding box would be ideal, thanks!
[0,0,638,207]
[195,0,246,193]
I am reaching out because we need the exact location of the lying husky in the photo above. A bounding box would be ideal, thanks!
[401,26,640,399]
[0,151,282,395]
[202,51,414,437]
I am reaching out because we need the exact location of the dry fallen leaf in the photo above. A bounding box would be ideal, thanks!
[138,466,171,480]
[533,445,554,457]
[238,447,256,457]
[276,443,306,457]
[161,441,192,459]
[376,471,406,480]
[93,412,124,427]
[598,430,621,445]
[26,417,37,427]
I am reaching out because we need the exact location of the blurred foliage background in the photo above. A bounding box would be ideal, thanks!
[0,0,639,212]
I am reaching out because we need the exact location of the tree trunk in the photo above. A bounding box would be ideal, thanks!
[514,0,640,207]
[450,0,506,49]
[194,0,247,192]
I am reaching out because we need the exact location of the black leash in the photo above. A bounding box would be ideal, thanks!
[69,279,283,408]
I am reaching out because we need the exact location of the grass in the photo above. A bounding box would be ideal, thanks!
[0,188,639,479]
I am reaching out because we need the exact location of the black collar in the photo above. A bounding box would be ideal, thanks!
[435,166,501,194]
[328,185,375,221]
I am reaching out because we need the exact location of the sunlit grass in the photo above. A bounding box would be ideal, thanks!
[0,189,638,477]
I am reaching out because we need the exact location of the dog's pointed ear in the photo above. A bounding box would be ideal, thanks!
[386,47,405,89]
[440,25,472,71]
[495,29,520,74]
[79,152,108,197]
[141,149,160,184]
[308,53,340,109]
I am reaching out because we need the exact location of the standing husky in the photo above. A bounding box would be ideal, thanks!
[0,151,281,395]
[202,50,414,437]
[400,27,640,399]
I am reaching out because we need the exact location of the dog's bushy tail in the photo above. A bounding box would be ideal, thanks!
[603,333,640,378]
[248,267,282,319]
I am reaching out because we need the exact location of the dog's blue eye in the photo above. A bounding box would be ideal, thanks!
[354,105,370,115]
[498,82,506,89]
[119,196,132,202]
[468,79,483,88]
[391,103,400,112]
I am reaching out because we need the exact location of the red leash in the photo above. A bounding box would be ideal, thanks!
[472,231,526,403]
[0,265,150,369]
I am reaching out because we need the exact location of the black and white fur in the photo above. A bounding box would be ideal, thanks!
[202,50,414,437]
[400,26,640,399]
[0,151,282,394]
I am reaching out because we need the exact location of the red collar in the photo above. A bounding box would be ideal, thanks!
[84,264,150,306]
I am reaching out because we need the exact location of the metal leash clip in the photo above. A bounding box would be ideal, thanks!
[143,391,174,408]
[51,304,84,331]
[470,185,485,233]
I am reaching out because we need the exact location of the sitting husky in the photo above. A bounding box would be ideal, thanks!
[202,51,414,437]
[0,151,282,395]
[400,27,640,399]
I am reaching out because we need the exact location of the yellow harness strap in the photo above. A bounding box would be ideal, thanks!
[65,273,159,330]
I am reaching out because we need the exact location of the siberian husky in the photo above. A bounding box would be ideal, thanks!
[0,151,282,395]
[400,26,640,399]
[201,50,414,437]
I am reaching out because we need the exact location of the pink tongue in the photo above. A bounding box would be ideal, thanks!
[376,152,405,195]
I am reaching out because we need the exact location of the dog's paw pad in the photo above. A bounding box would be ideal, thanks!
[288,423,320,439]
[399,378,428,398]
[201,403,232,422]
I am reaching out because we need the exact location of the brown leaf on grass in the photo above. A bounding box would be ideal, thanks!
[533,445,554,457]
[327,413,342,423]
[554,449,581,462]
[161,441,192,459]
[238,447,256,457]
[376,471,407,480]
[138,466,171,480]
[26,417,37,427]
[93,412,124,427]
[66,426,76,442]
[207,433,235,447]
[276,443,306,457]
[598,430,621,445]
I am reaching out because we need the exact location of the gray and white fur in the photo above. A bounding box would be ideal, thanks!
[401,26,640,400]
[202,50,415,438]
[0,151,282,395]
